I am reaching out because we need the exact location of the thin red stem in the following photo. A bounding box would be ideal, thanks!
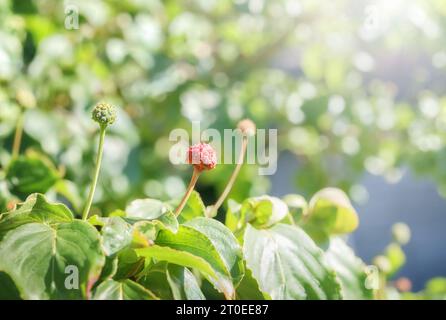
[209,137,248,217]
[175,168,200,217]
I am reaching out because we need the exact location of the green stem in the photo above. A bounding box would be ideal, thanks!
[12,112,25,159]
[209,137,247,217]
[174,168,200,217]
[82,126,106,220]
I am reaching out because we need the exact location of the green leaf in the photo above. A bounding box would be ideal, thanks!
[126,198,169,220]
[125,198,178,233]
[136,245,225,295]
[304,188,359,242]
[168,191,206,223]
[242,196,288,229]
[6,153,59,198]
[0,193,73,240]
[325,238,373,300]
[282,194,308,224]
[136,219,242,299]
[236,264,271,300]
[243,223,342,300]
[102,217,133,256]
[138,262,174,299]
[52,179,83,213]
[225,199,243,233]
[0,272,21,300]
[166,264,205,300]
[118,198,180,247]
[93,279,158,300]
[113,248,145,280]
[0,221,105,299]
[185,218,244,287]
[97,256,118,283]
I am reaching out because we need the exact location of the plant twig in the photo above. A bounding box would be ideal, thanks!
[82,126,106,220]
[12,113,25,159]
[209,137,248,217]
[174,167,201,217]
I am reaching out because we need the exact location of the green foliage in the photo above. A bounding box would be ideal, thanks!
[325,238,373,300]
[138,263,205,300]
[5,153,59,199]
[0,0,444,300]
[101,217,133,256]
[241,196,289,229]
[0,188,435,301]
[136,217,244,299]
[303,188,359,243]
[0,193,73,240]
[243,223,342,300]
[0,220,104,299]
[171,191,206,223]
[93,279,157,300]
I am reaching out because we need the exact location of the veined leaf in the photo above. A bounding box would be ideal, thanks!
[112,198,180,247]
[243,223,342,300]
[113,248,145,280]
[125,198,178,233]
[139,263,205,300]
[325,238,373,300]
[185,218,244,287]
[236,264,271,300]
[0,221,105,299]
[138,262,174,299]
[166,264,205,300]
[0,193,73,240]
[136,219,242,299]
[136,245,226,296]
[93,279,157,300]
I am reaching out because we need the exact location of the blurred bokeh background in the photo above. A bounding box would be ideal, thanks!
[0,0,445,290]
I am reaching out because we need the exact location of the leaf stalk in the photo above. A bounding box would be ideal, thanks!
[82,126,106,220]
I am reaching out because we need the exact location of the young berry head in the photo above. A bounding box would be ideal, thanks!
[237,118,256,137]
[92,102,117,127]
[188,143,217,172]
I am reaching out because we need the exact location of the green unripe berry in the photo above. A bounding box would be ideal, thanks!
[91,102,116,127]
[392,222,411,245]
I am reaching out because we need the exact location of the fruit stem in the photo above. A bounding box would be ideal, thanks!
[82,126,106,220]
[174,167,200,217]
[209,136,248,217]
[12,112,25,159]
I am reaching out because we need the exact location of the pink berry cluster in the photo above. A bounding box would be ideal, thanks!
[188,143,217,171]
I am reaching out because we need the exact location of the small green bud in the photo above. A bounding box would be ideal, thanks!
[392,222,411,245]
[91,102,117,127]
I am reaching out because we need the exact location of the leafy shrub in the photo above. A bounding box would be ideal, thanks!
[0,106,377,300]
